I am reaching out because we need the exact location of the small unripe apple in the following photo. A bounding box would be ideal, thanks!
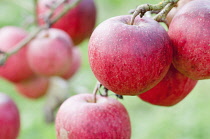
[168,0,210,79]
[61,47,81,80]
[15,75,49,99]
[27,28,74,76]
[0,93,20,139]
[37,0,97,45]
[139,65,198,106]
[0,26,33,82]
[88,15,172,95]
[55,94,131,139]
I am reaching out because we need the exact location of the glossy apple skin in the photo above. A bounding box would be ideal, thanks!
[15,75,49,99]
[56,94,131,139]
[27,29,73,76]
[168,0,210,80]
[88,15,173,96]
[0,93,20,139]
[61,47,81,80]
[139,65,198,106]
[0,26,33,82]
[37,0,97,45]
[166,0,193,25]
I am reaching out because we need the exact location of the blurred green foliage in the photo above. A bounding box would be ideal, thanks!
[0,0,210,139]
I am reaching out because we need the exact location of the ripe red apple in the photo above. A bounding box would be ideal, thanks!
[15,75,49,99]
[0,26,33,83]
[37,0,97,45]
[27,28,74,76]
[139,65,198,106]
[168,0,210,80]
[88,15,173,96]
[55,93,131,139]
[61,47,81,80]
[0,93,20,139]
[166,0,193,25]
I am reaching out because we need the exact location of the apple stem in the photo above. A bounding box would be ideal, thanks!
[92,81,102,103]
[130,0,179,25]
[0,0,82,65]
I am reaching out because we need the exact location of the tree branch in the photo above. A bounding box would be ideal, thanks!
[51,0,81,25]
[0,0,82,65]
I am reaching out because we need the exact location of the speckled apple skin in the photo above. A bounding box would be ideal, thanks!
[15,75,49,99]
[56,94,131,139]
[166,0,193,25]
[27,29,73,76]
[168,0,210,80]
[0,26,33,83]
[139,65,198,106]
[0,93,20,139]
[88,15,173,96]
[37,0,97,45]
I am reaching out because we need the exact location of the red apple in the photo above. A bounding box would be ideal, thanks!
[168,0,210,80]
[0,93,20,139]
[0,26,33,82]
[55,93,131,139]
[37,0,97,45]
[166,0,193,25]
[88,15,173,96]
[15,75,49,99]
[61,47,81,80]
[27,28,74,76]
[139,65,198,106]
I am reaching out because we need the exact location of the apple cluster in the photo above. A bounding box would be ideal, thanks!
[56,0,209,138]
[88,0,210,106]
[0,0,96,99]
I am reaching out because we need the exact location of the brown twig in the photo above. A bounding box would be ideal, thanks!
[130,0,179,25]
[153,2,175,22]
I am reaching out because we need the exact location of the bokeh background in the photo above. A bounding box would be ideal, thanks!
[0,0,210,139]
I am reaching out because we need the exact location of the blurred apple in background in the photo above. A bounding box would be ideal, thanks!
[15,75,49,99]
[0,93,20,139]
[37,0,97,45]
[27,28,73,76]
[0,26,33,83]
